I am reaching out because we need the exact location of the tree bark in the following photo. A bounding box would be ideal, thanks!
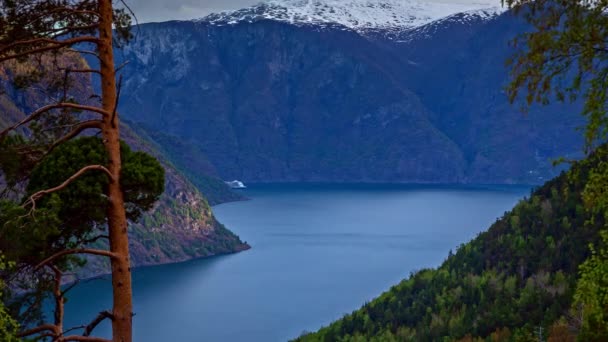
[51,265,64,336]
[97,1,132,341]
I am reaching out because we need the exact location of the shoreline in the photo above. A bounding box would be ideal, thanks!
[63,243,251,285]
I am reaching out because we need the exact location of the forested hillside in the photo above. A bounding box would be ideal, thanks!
[296,147,607,341]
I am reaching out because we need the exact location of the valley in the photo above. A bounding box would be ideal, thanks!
[1,1,606,341]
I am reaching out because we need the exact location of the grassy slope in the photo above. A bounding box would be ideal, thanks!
[296,149,606,341]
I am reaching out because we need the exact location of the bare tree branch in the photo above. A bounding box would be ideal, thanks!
[46,264,65,330]
[65,68,102,75]
[61,277,82,297]
[111,74,123,127]
[24,164,114,211]
[18,7,100,30]
[59,309,113,338]
[35,248,118,271]
[62,325,87,336]
[17,324,59,338]
[0,36,100,62]
[46,24,100,39]
[44,120,104,156]
[0,104,109,141]
[80,234,110,245]
[83,311,114,336]
[60,336,111,342]
[115,60,129,73]
[68,48,100,59]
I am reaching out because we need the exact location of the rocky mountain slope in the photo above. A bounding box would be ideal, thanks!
[114,3,583,185]
[125,122,245,205]
[0,63,249,278]
[119,124,250,267]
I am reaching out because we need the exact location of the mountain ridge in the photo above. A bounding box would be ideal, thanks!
[197,0,503,37]
[115,7,583,186]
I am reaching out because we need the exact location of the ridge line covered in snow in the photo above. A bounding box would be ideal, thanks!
[196,0,505,34]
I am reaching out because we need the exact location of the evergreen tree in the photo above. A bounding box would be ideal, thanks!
[0,1,151,341]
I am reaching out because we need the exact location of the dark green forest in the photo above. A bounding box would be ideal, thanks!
[296,147,608,341]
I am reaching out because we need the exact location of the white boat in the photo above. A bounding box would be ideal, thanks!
[225,180,247,189]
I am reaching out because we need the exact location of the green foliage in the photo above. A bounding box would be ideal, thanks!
[0,134,35,193]
[0,0,132,60]
[0,302,18,342]
[296,146,608,341]
[573,230,608,341]
[0,136,164,327]
[27,136,165,228]
[504,2,608,333]
[505,0,608,150]
[571,147,608,340]
[0,198,62,264]
[0,259,18,342]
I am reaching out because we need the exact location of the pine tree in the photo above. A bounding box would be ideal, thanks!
[0,1,150,341]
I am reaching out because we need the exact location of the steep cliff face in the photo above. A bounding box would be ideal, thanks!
[114,6,583,185]
[125,122,245,205]
[0,62,249,278]
[119,124,249,268]
[118,20,467,183]
[388,10,585,183]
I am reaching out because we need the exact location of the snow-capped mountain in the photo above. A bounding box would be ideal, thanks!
[113,2,583,186]
[398,7,503,42]
[199,0,504,34]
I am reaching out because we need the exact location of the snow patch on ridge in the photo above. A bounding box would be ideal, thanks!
[396,7,504,42]
[197,0,505,34]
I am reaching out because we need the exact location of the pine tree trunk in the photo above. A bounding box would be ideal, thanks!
[98,1,133,341]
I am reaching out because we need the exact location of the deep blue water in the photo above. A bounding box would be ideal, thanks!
[62,184,529,341]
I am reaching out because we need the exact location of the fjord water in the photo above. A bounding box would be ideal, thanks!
[64,184,529,341]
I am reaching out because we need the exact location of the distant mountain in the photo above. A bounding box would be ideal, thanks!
[201,0,502,37]
[387,10,585,183]
[115,4,583,185]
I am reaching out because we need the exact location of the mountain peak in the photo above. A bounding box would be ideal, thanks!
[198,0,504,33]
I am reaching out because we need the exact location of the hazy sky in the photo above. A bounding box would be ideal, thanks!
[124,0,501,23]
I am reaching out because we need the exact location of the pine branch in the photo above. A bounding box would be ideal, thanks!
[44,119,104,156]
[60,336,111,342]
[0,103,109,141]
[65,68,102,75]
[83,311,114,336]
[24,164,114,211]
[35,248,118,271]
[0,36,100,62]
[17,324,59,338]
